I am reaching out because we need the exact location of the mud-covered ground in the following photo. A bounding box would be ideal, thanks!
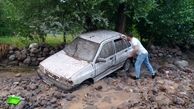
[0,55,194,109]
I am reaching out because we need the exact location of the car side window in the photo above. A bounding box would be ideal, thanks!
[99,41,114,58]
[114,38,129,52]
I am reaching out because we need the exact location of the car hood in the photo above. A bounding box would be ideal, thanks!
[40,50,89,79]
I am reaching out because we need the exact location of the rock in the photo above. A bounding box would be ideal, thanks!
[50,98,57,104]
[8,61,19,65]
[15,73,21,77]
[29,84,38,90]
[39,43,47,48]
[95,85,103,91]
[9,46,17,51]
[43,47,49,53]
[164,64,177,69]
[172,96,185,105]
[184,68,194,73]
[64,94,75,101]
[31,57,37,62]
[117,101,129,109]
[37,57,45,61]
[29,53,35,57]
[53,91,62,99]
[51,104,58,108]
[20,54,27,61]
[115,83,124,91]
[29,43,39,49]
[19,63,27,67]
[39,99,47,106]
[30,48,39,54]
[49,50,55,55]
[96,93,102,98]
[15,100,26,109]
[13,81,20,85]
[15,51,26,61]
[9,50,14,54]
[42,52,47,57]
[21,49,28,54]
[84,105,98,109]
[156,93,172,106]
[159,86,167,92]
[150,45,155,51]
[167,55,172,58]
[176,51,182,56]
[23,57,31,65]
[34,88,41,95]
[15,51,21,58]
[103,78,115,85]
[8,54,16,61]
[158,53,163,57]
[59,99,69,108]
[31,61,39,66]
[160,80,178,93]
[174,60,189,69]
[102,96,112,103]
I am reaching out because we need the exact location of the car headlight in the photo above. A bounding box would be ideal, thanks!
[59,77,73,85]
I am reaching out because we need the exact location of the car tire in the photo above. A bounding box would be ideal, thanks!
[80,79,93,89]
[123,59,131,73]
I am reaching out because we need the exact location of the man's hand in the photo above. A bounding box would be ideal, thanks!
[120,35,127,40]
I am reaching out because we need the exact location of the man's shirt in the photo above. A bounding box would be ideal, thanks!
[130,37,148,55]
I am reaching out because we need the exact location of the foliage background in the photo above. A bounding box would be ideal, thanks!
[0,0,194,49]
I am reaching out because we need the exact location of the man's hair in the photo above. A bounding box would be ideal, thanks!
[127,32,133,37]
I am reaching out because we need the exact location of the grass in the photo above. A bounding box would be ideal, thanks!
[0,34,74,48]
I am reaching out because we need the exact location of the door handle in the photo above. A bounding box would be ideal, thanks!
[125,50,128,52]
[110,57,113,60]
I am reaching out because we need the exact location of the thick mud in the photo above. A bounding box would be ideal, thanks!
[0,58,194,109]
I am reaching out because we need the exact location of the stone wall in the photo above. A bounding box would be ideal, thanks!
[3,43,65,66]
[149,45,183,59]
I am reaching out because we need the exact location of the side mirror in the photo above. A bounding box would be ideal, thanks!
[96,58,106,63]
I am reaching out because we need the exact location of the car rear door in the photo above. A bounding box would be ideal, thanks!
[94,41,116,76]
[114,38,131,66]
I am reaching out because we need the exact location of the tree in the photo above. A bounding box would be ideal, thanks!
[0,0,21,36]
[141,0,194,48]
[1,0,194,49]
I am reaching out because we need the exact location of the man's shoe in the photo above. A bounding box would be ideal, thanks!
[135,77,140,80]
[131,76,140,80]
[152,74,156,79]
[152,70,158,79]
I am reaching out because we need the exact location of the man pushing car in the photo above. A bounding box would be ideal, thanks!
[121,33,156,80]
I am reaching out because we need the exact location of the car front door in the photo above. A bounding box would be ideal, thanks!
[94,41,116,77]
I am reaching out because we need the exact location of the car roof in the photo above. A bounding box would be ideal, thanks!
[79,30,121,43]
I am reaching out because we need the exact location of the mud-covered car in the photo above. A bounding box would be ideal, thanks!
[37,30,133,90]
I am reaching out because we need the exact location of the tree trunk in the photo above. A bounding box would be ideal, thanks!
[85,16,97,32]
[115,3,126,33]
[63,31,66,44]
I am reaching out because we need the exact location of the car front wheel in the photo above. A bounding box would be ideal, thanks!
[123,59,131,73]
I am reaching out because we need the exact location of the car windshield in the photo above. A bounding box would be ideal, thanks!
[64,37,99,62]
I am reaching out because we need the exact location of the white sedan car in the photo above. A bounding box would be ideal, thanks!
[37,30,133,90]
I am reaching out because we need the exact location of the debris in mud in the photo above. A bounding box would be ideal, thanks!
[15,73,21,77]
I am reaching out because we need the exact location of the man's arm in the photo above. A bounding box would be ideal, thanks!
[129,45,139,58]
